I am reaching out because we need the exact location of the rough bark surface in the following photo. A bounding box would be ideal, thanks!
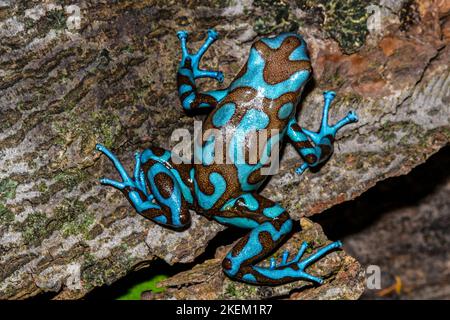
[142,218,365,300]
[0,0,449,299]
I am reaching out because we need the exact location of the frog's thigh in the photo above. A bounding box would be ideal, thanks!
[212,193,287,228]
[141,148,193,227]
[211,193,292,280]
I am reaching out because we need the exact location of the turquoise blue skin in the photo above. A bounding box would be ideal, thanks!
[96,29,359,286]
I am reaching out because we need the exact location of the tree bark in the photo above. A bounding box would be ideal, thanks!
[0,0,449,299]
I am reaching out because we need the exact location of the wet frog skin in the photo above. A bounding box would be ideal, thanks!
[96,29,358,285]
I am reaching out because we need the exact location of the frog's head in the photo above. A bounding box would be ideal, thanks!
[251,33,311,89]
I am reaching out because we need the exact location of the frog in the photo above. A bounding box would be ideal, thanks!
[96,29,359,286]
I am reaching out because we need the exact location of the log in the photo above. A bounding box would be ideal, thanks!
[0,0,448,299]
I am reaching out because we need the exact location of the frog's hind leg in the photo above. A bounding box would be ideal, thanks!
[96,144,192,230]
[213,193,342,285]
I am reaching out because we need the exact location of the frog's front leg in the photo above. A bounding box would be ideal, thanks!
[211,193,342,285]
[177,29,227,111]
[288,91,359,175]
[96,144,192,230]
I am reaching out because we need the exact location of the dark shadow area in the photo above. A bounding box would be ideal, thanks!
[28,291,60,300]
[313,145,450,240]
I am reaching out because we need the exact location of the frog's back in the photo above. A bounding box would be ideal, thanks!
[193,33,312,209]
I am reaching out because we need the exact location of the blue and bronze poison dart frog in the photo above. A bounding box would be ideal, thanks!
[96,29,358,285]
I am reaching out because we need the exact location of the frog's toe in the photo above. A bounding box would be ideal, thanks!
[301,273,324,284]
[216,71,224,83]
[195,69,224,82]
[323,90,336,101]
[96,143,105,152]
[177,30,188,40]
[295,163,309,175]
[297,241,342,270]
[207,28,219,40]
[100,177,125,190]
[347,110,359,122]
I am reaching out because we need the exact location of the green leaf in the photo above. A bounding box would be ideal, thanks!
[116,275,168,300]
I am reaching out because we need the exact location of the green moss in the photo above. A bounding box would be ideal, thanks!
[37,181,48,194]
[253,0,298,34]
[82,263,107,289]
[81,250,135,290]
[298,0,375,54]
[22,211,49,245]
[20,198,95,245]
[56,199,95,238]
[91,111,120,149]
[52,108,121,151]
[0,203,14,224]
[0,179,18,200]
[46,8,66,30]
[338,92,364,105]
[23,17,35,30]
[61,212,95,237]
[223,280,259,299]
[225,282,238,297]
[252,0,375,53]
[54,169,87,192]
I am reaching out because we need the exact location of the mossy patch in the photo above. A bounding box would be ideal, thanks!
[0,203,14,224]
[22,211,49,245]
[298,0,376,54]
[252,0,375,53]
[223,281,258,299]
[56,199,95,238]
[253,0,299,34]
[52,109,122,152]
[46,8,67,30]
[20,198,95,245]
[54,169,88,192]
[0,178,18,200]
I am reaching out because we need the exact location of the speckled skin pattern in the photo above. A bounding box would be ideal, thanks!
[96,30,359,285]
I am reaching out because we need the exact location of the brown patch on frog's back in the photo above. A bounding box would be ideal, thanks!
[151,147,168,157]
[254,36,311,85]
[154,172,174,198]
[247,169,267,185]
[204,86,259,130]
[194,163,242,210]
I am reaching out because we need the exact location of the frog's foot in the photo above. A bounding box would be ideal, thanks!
[96,144,192,229]
[295,91,358,175]
[255,241,343,284]
[303,91,359,144]
[295,163,309,175]
[177,29,224,82]
[96,144,155,208]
